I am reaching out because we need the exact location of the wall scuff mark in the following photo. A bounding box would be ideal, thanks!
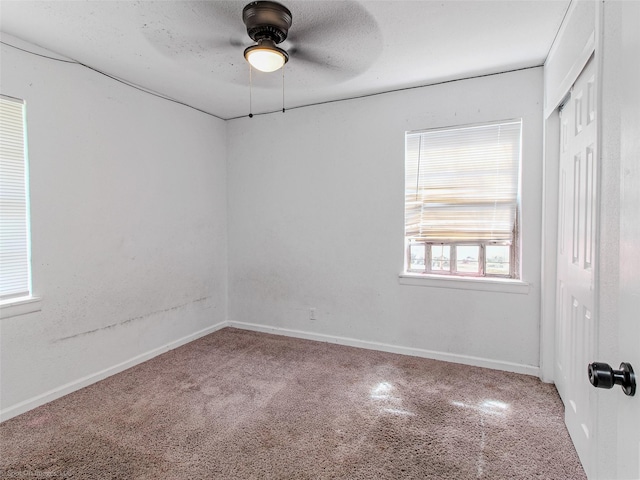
[55,296,211,342]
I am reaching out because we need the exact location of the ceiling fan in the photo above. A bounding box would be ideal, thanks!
[140,0,381,84]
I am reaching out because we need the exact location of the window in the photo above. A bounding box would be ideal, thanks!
[0,95,32,301]
[404,120,522,279]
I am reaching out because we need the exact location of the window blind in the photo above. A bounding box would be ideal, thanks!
[0,96,30,300]
[405,120,521,243]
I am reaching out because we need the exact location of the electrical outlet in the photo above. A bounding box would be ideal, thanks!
[309,308,316,320]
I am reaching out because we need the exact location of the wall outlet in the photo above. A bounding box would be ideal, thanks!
[309,308,316,320]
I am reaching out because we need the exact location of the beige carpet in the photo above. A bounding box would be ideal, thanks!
[1,327,585,479]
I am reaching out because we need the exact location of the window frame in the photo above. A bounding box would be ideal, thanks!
[0,94,40,318]
[403,119,522,280]
[406,241,518,278]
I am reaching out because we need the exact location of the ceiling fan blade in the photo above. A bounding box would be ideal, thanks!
[281,0,382,80]
[288,47,354,75]
[285,0,377,44]
[283,49,365,85]
[229,37,246,48]
[139,1,248,58]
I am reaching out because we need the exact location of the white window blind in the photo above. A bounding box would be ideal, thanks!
[0,96,31,300]
[405,120,521,243]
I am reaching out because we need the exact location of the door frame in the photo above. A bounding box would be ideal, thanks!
[540,0,599,477]
[540,0,597,384]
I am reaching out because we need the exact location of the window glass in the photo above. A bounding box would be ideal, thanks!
[431,245,450,272]
[409,243,425,271]
[486,245,511,276]
[456,246,480,274]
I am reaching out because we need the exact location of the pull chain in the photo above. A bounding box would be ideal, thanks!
[282,64,286,113]
[249,64,254,118]
[247,63,287,117]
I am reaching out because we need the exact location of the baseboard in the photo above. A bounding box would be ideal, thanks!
[228,321,540,377]
[2,320,540,422]
[0,321,227,423]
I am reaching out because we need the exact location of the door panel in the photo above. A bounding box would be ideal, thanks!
[555,56,597,476]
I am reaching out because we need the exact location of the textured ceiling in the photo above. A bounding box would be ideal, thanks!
[0,0,570,120]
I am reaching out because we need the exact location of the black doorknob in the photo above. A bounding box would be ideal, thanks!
[588,362,636,396]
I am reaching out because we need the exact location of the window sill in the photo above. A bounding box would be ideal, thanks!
[398,273,530,294]
[0,296,42,319]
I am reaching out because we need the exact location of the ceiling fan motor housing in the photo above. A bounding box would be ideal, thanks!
[243,1,292,44]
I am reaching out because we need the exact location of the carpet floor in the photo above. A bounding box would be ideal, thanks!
[1,327,586,479]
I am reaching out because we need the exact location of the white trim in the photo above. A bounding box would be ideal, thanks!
[398,273,530,294]
[0,296,42,319]
[545,35,595,118]
[0,321,227,422]
[539,110,561,383]
[228,320,540,377]
[544,0,596,119]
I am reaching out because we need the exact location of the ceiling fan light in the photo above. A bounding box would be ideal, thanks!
[244,42,288,73]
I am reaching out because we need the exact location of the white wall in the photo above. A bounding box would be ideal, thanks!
[0,35,228,420]
[227,68,544,374]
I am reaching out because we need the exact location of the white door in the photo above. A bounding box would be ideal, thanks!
[555,56,598,476]
[614,2,640,476]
